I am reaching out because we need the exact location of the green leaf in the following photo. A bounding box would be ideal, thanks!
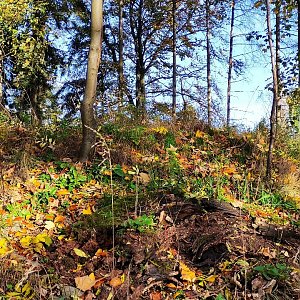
[74,248,89,258]
[216,294,226,300]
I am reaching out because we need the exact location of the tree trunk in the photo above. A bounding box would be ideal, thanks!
[266,0,279,179]
[79,0,103,161]
[226,0,235,127]
[298,0,300,87]
[0,48,3,109]
[118,0,125,104]
[206,0,212,126]
[172,0,177,117]
[275,0,281,126]
[135,0,146,117]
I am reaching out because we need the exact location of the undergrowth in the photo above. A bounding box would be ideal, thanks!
[1,112,300,299]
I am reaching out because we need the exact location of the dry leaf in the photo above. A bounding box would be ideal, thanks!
[150,291,162,300]
[179,262,196,282]
[56,189,70,196]
[94,248,108,257]
[109,277,123,287]
[165,283,177,289]
[260,247,276,258]
[75,273,96,291]
[139,172,150,184]
[44,221,55,230]
[82,206,92,215]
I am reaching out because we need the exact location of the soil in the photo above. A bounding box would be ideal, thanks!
[45,196,300,299]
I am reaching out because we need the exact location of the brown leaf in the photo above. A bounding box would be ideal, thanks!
[75,273,95,291]
[109,277,123,288]
[150,291,162,300]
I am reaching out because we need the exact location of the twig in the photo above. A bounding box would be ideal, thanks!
[293,247,300,264]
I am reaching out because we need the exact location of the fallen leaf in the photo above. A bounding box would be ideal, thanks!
[195,130,205,138]
[165,283,177,289]
[260,247,276,258]
[150,291,162,300]
[109,277,123,287]
[44,221,55,230]
[179,262,196,282]
[95,248,108,257]
[166,144,177,152]
[54,215,65,223]
[75,273,96,291]
[139,172,151,184]
[82,206,92,215]
[74,248,89,258]
[56,189,70,196]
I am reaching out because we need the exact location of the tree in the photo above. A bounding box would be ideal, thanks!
[226,0,235,127]
[0,0,70,124]
[79,0,104,161]
[172,0,177,116]
[265,0,279,179]
[206,0,212,126]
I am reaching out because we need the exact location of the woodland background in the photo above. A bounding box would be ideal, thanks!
[1,0,300,299]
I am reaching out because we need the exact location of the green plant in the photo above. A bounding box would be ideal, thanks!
[5,202,31,218]
[33,186,57,207]
[122,215,156,232]
[121,126,147,145]
[164,131,176,149]
[55,166,87,191]
[254,263,291,280]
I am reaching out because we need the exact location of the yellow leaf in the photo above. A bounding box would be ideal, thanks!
[195,130,205,138]
[82,206,92,215]
[179,262,196,282]
[94,248,108,257]
[89,273,95,281]
[56,189,70,196]
[165,283,177,289]
[109,277,123,287]
[44,221,55,230]
[206,275,218,283]
[102,170,112,176]
[75,274,95,291]
[107,292,113,300]
[72,264,83,272]
[20,236,32,248]
[33,242,43,253]
[74,248,89,258]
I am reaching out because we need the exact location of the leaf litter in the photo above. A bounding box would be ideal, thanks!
[0,123,300,299]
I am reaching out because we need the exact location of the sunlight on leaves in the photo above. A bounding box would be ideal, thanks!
[179,262,196,282]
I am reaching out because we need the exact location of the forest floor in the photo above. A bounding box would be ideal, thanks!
[0,118,300,299]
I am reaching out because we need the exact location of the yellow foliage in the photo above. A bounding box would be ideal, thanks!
[152,126,168,135]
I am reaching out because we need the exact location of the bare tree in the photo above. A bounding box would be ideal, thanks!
[206,0,212,126]
[172,0,177,116]
[226,0,235,127]
[266,0,279,179]
[118,0,125,103]
[79,0,103,161]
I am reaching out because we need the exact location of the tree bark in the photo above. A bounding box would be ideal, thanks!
[118,0,125,104]
[298,0,300,87]
[226,0,235,127]
[206,0,212,126]
[275,0,281,125]
[79,0,103,161]
[172,0,177,117]
[266,0,279,179]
